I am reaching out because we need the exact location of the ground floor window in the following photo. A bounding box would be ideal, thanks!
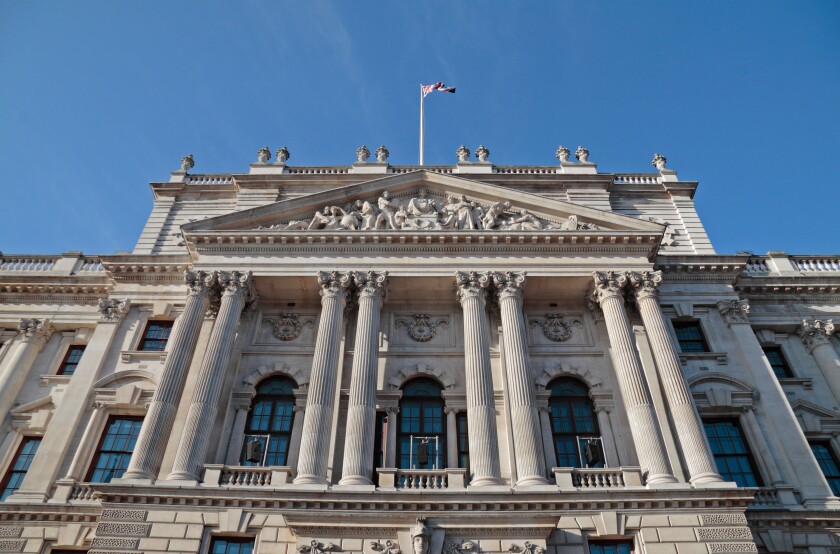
[210,537,254,554]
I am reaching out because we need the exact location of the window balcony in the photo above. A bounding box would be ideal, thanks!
[202,464,293,488]
[552,467,644,490]
[376,468,467,490]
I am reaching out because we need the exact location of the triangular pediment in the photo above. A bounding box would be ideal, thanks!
[182,171,664,235]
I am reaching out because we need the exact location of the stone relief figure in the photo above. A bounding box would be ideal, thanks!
[481,200,511,230]
[442,195,478,230]
[575,146,590,162]
[407,189,437,216]
[356,145,371,163]
[375,191,401,230]
[359,199,379,230]
[509,543,544,554]
[257,146,271,163]
[443,542,476,554]
[555,145,570,163]
[500,209,543,231]
[370,540,401,554]
[455,145,470,162]
[299,541,338,554]
[475,145,490,162]
[411,519,430,554]
[375,145,390,162]
[276,146,290,163]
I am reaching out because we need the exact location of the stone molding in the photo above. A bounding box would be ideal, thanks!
[242,361,309,388]
[388,364,455,390]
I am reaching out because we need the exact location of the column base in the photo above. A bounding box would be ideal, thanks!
[469,475,503,487]
[119,469,157,481]
[645,473,680,487]
[690,473,737,489]
[165,470,201,484]
[801,496,840,510]
[333,484,376,492]
[515,475,550,487]
[293,473,328,486]
[110,477,156,486]
[337,475,373,487]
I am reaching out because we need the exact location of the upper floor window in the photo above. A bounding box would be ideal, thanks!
[211,537,255,554]
[138,320,173,351]
[242,377,297,467]
[398,378,445,470]
[58,345,86,376]
[87,417,143,483]
[589,541,633,554]
[703,419,761,487]
[548,378,603,468]
[456,411,470,472]
[0,437,41,501]
[673,320,710,353]
[762,346,794,379]
[810,442,840,496]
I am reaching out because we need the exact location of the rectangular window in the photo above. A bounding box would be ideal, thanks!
[589,541,633,554]
[703,419,762,487]
[0,437,41,501]
[138,321,173,351]
[456,411,469,472]
[763,346,794,379]
[810,442,840,496]
[210,537,255,554]
[87,417,143,483]
[58,345,86,376]
[673,321,710,353]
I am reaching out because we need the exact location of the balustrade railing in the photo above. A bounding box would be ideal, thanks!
[68,483,100,502]
[614,175,661,185]
[791,256,840,273]
[185,174,233,184]
[553,467,643,490]
[377,468,467,490]
[743,257,770,276]
[0,256,57,272]
[202,464,291,488]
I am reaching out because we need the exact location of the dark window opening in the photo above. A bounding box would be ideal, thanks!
[242,377,297,467]
[87,417,143,483]
[673,320,710,353]
[703,419,761,487]
[548,378,602,468]
[810,442,840,496]
[0,437,41,501]
[763,346,794,379]
[138,320,173,351]
[58,345,86,376]
[210,537,255,554]
[398,378,445,470]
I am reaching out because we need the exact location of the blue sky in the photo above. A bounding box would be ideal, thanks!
[1,1,838,255]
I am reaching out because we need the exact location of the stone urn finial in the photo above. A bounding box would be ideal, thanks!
[475,145,490,162]
[556,145,570,163]
[375,145,389,162]
[180,154,195,172]
[652,153,667,170]
[575,146,589,163]
[356,145,370,163]
[257,146,271,163]
[276,146,290,163]
[456,145,470,162]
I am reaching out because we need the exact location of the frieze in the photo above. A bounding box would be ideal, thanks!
[370,540,402,554]
[396,314,449,342]
[508,542,545,554]
[529,314,581,342]
[443,541,477,554]
[291,527,404,537]
[299,540,340,554]
[255,190,599,233]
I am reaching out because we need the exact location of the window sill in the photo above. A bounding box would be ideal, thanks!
[679,352,728,365]
[777,377,813,389]
[40,374,72,386]
[121,350,167,363]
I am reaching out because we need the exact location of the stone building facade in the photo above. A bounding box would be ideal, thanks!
[1,147,839,553]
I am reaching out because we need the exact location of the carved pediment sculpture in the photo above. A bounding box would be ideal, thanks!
[255,190,599,233]
[299,541,339,554]
[508,543,545,554]
[370,540,402,554]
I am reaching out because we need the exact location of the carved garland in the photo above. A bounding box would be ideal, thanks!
[397,314,449,342]
[529,314,581,342]
[263,313,313,341]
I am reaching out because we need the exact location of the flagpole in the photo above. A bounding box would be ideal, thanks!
[419,84,425,165]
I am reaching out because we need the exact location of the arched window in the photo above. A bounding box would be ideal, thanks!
[548,378,602,468]
[242,377,297,467]
[398,378,445,469]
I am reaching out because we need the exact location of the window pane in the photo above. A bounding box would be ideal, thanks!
[704,420,761,487]
[811,443,840,496]
[89,418,143,483]
[397,379,445,469]
[673,321,709,353]
[763,346,793,379]
[1,438,41,501]
[140,321,174,351]
[211,538,255,554]
[59,345,86,376]
[242,377,297,467]
[548,379,601,468]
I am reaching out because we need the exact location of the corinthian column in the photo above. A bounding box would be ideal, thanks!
[798,320,840,402]
[294,271,352,485]
[168,271,256,482]
[493,271,548,486]
[628,271,724,485]
[589,271,677,485]
[339,271,388,486]
[0,318,54,421]
[123,271,217,481]
[455,271,502,486]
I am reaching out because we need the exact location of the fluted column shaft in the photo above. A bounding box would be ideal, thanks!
[590,271,676,485]
[294,271,352,484]
[0,319,54,421]
[385,407,398,468]
[494,272,548,486]
[168,271,255,481]
[629,271,724,485]
[456,271,502,486]
[446,408,459,469]
[123,271,216,481]
[340,271,388,486]
[799,320,840,402]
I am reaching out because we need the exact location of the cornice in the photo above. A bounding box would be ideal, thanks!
[654,254,748,284]
[100,254,192,283]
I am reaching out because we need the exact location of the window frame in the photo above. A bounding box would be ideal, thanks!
[57,345,87,376]
[0,436,42,501]
[85,416,144,483]
[672,320,711,353]
[548,378,602,468]
[762,345,794,379]
[809,441,840,496]
[241,377,297,467]
[587,539,635,554]
[397,378,446,470]
[703,418,763,488]
[137,320,174,352]
[456,411,470,472]
[208,536,256,554]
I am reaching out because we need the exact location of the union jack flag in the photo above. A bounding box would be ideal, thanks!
[422,82,456,97]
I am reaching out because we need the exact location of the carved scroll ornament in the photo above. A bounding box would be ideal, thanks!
[530,314,581,342]
[397,314,449,342]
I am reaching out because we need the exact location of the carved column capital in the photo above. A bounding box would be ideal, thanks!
[628,270,662,301]
[318,270,353,300]
[18,318,54,350]
[798,319,835,352]
[717,299,750,325]
[218,271,258,313]
[589,271,628,305]
[353,270,388,302]
[455,271,492,303]
[493,271,526,301]
[444,406,460,415]
[185,270,218,298]
[97,298,131,323]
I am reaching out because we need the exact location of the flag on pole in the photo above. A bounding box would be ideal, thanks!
[422,82,456,97]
